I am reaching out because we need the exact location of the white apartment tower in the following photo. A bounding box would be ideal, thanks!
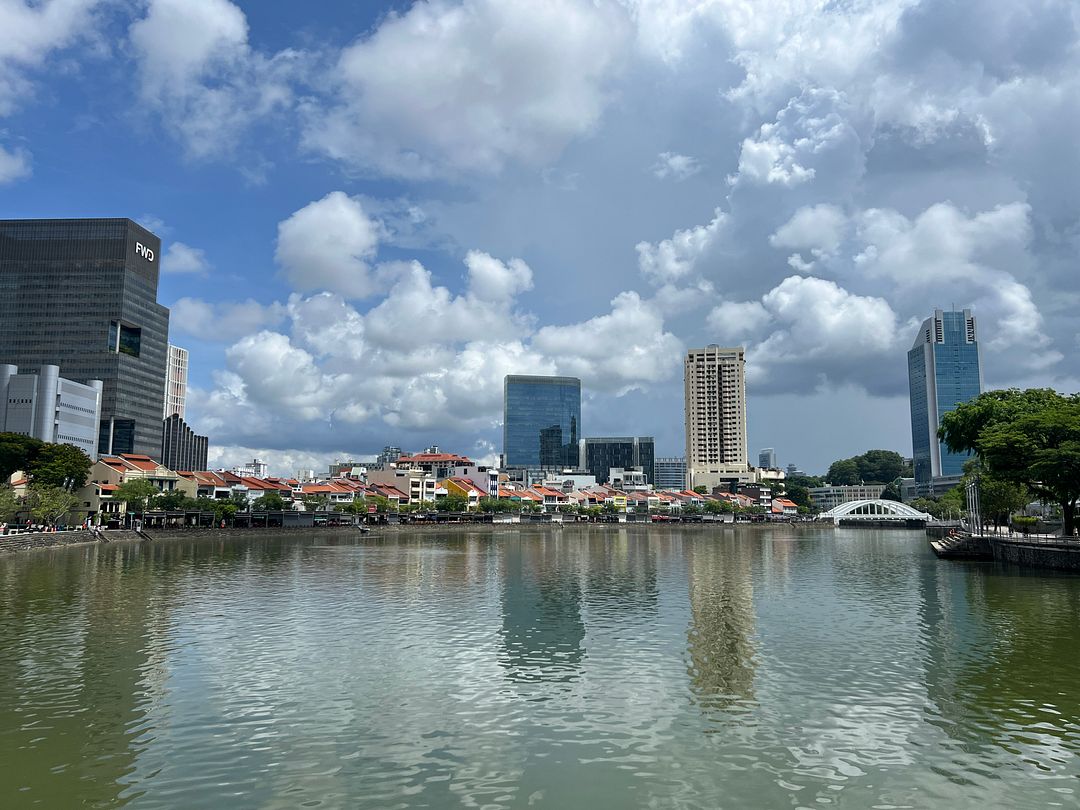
[164,344,189,419]
[684,345,749,491]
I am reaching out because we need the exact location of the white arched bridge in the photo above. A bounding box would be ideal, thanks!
[821,499,933,524]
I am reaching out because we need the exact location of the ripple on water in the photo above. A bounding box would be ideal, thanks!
[0,527,1078,808]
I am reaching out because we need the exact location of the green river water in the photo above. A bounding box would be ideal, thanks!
[0,525,1077,809]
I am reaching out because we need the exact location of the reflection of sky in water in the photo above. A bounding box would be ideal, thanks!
[0,527,1077,808]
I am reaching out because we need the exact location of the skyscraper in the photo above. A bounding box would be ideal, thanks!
[654,457,687,490]
[907,308,982,495]
[758,448,777,469]
[164,344,188,418]
[684,345,749,491]
[0,219,169,459]
[503,375,581,470]
[578,437,655,485]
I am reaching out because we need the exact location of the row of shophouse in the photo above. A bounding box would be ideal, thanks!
[20,451,799,525]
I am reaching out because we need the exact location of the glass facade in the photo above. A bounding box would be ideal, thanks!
[580,437,655,485]
[503,375,581,470]
[655,457,687,490]
[908,310,981,485]
[0,219,169,459]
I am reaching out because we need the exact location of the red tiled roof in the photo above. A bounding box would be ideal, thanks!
[446,477,487,496]
[118,454,160,471]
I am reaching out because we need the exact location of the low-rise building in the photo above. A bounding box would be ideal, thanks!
[367,468,437,505]
[809,484,886,512]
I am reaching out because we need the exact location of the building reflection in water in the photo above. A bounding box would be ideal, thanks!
[682,531,757,719]
[499,535,586,683]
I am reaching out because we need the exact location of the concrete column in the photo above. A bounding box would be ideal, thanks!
[32,365,60,443]
[0,364,16,431]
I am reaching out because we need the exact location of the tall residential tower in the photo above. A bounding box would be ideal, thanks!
[684,345,749,491]
[907,308,982,496]
[164,344,188,418]
[0,219,170,459]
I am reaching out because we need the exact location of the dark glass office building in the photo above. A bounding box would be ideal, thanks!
[162,414,209,472]
[908,309,981,488]
[0,219,170,459]
[579,437,655,485]
[503,375,581,470]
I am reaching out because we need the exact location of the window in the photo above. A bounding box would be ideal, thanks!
[109,320,142,357]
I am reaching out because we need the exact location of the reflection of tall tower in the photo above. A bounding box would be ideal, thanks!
[684,535,756,715]
[499,538,585,683]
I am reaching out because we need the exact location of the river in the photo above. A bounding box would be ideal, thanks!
[1,525,1077,808]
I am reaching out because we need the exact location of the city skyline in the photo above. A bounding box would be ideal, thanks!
[1,1,1077,476]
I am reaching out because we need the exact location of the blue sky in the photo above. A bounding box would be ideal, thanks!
[2,0,1078,476]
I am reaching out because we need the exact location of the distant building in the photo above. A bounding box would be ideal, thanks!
[908,308,981,497]
[375,446,402,469]
[785,463,805,477]
[395,452,473,481]
[654,457,687,490]
[232,459,268,478]
[163,344,188,418]
[0,218,170,458]
[684,345,750,490]
[579,436,655,485]
[809,484,885,512]
[296,469,316,483]
[758,448,777,469]
[161,413,208,472]
[0,364,102,459]
[609,467,649,492]
[503,375,581,471]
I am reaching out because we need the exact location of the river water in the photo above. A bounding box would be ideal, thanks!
[0,526,1077,809]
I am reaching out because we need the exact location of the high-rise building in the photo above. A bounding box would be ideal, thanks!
[758,448,777,469]
[503,375,581,470]
[0,219,169,459]
[0,364,103,459]
[654,456,687,490]
[578,437,655,485]
[908,308,982,496]
[684,345,749,491]
[161,413,208,472]
[164,344,188,418]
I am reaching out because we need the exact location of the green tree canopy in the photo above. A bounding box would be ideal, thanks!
[27,485,78,526]
[28,443,93,489]
[252,492,287,511]
[0,433,43,481]
[827,450,910,485]
[441,494,468,512]
[152,490,199,511]
[0,486,19,522]
[112,479,159,513]
[941,390,1080,535]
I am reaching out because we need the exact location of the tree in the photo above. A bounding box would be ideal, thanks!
[28,443,93,489]
[252,492,286,511]
[0,432,43,481]
[786,474,824,489]
[0,486,20,522]
[27,485,78,526]
[785,483,812,509]
[682,503,702,516]
[441,494,469,512]
[880,481,903,502]
[941,390,1080,536]
[303,493,329,511]
[826,458,861,485]
[153,490,199,510]
[693,485,708,495]
[112,479,159,515]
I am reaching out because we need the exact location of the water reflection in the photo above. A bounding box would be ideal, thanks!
[499,534,585,683]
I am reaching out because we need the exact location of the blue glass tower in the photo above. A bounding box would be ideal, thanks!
[907,309,982,488]
[503,375,581,470]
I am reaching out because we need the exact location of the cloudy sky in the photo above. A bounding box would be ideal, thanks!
[3,0,1079,476]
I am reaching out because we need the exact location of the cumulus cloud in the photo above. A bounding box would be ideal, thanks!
[301,0,630,177]
[161,241,210,274]
[170,297,286,341]
[129,0,302,158]
[0,142,30,183]
[636,208,727,284]
[275,192,384,299]
[710,276,909,394]
[652,151,701,180]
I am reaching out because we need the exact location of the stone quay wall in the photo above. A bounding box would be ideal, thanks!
[990,538,1080,572]
[0,530,98,555]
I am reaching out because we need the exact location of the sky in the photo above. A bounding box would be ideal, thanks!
[1,0,1078,477]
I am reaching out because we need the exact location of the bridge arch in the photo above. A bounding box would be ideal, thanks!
[821,499,933,524]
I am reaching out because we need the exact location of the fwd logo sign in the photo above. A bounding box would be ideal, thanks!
[136,242,155,262]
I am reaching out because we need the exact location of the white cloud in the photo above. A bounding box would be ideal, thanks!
[0,142,30,183]
[770,204,848,256]
[636,207,727,284]
[301,0,630,177]
[205,443,354,478]
[129,0,301,158]
[170,297,286,341]
[706,300,772,343]
[652,151,701,180]
[161,241,210,274]
[275,191,384,299]
[0,0,101,115]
